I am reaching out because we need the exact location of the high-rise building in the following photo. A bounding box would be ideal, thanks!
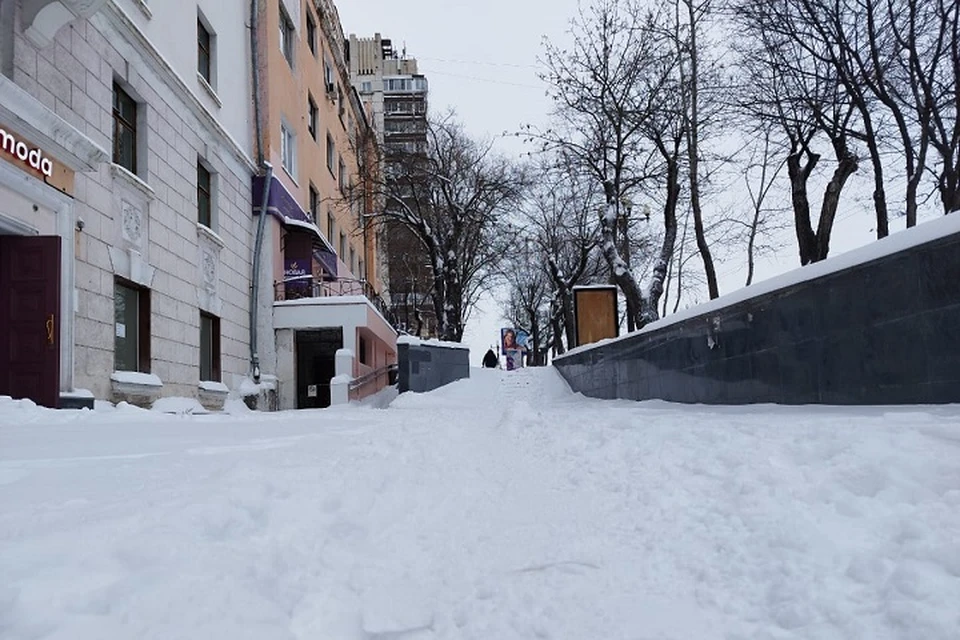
[349,33,436,337]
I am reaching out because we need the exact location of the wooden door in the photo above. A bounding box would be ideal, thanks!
[0,236,61,408]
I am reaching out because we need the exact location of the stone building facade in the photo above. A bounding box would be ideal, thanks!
[0,0,257,409]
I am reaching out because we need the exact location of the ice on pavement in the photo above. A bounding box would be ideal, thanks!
[1,369,959,639]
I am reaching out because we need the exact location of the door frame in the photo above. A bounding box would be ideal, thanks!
[0,160,76,396]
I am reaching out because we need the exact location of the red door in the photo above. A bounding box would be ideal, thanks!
[0,236,61,408]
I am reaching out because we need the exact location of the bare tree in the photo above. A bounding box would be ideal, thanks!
[674,0,723,298]
[368,115,526,341]
[734,0,861,264]
[509,159,605,353]
[532,0,687,329]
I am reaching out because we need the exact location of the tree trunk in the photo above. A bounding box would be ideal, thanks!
[684,0,719,300]
[861,113,889,238]
[813,143,859,261]
[787,150,819,266]
[601,181,645,329]
[551,307,566,355]
[645,158,680,323]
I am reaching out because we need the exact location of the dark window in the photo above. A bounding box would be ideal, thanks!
[200,312,221,382]
[306,11,317,55]
[326,133,335,174]
[308,94,318,140]
[114,279,151,373]
[112,83,137,174]
[359,335,368,365]
[327,213,334,243]
[197,19,212,83]
[279,6,294,67]
[309,184,319,224]
[197,160,212,227]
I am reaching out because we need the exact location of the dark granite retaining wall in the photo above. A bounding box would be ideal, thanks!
[397,342,470,393]
[554,228,960,405]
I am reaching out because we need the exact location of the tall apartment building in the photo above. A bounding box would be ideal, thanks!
[0,0,256,409]
[0,0,395,411]
[349,33,436,337]
[254,0,395,409]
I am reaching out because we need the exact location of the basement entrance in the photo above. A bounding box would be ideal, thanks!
[295,328,343,409]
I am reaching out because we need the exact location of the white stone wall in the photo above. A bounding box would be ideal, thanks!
[117,0,254,155]
[10,2,258,401]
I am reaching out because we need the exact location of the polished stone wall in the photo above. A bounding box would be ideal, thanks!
[554,231,960,405]
[398,342,470,394]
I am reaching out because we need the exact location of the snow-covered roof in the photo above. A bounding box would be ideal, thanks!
[397,335,470,350]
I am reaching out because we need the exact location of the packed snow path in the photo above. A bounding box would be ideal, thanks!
[1,368,959,639]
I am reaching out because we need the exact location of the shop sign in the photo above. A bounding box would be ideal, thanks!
[0,127,54,177]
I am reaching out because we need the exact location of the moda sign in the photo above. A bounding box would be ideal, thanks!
[0,127,54,177]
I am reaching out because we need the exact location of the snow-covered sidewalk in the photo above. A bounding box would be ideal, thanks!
[1,369,959,639]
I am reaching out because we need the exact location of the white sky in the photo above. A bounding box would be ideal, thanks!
[336,1,937,360]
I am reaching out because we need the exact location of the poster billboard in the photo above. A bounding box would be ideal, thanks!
[501,327,529,371]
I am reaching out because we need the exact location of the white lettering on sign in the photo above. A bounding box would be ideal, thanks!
[0,127,53,177]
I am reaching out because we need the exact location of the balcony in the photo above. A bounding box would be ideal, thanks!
[275,276,398,329]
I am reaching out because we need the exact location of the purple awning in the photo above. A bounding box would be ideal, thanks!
[252,175,338,278]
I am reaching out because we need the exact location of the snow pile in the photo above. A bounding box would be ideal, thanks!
[1,369,959,638]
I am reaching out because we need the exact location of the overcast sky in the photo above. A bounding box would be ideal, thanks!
[337,0,581,157]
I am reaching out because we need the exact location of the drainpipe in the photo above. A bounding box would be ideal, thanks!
[248,0,271,383]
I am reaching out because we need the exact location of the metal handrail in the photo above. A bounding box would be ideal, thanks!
[348,363,398,401]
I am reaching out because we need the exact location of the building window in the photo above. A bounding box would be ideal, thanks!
[338,157,346,192]
[337,85,344,122]
[359,335,368,365]
[308,94,318,140]
[327,213,334,243]
[339,231,346,258]
[279,5,295,68]
[358,258,365,281]
[306,10,317,55]
[114,279,150,373]
[281,121,296,177]
[361,80,372,93]
[112,83,138,174]
[200,312,221,382]
[197,17,213,86]
[324,60,334,93]
[326,133,335,175]
[309,184,319,224]
[197,159,212,227]
[349,246,355,274]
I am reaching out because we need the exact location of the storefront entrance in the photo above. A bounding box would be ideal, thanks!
[295,328,343,408]
[0,235,61,408]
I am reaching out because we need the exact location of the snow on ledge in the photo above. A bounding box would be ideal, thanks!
[61,388,94,399]
[111,371,163,387]
[558,213,960,360]
[274,295,369,307]
[151,397,208,414]
[239,375,277,397]
[397,335,470,350]
[198,381,229,394]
